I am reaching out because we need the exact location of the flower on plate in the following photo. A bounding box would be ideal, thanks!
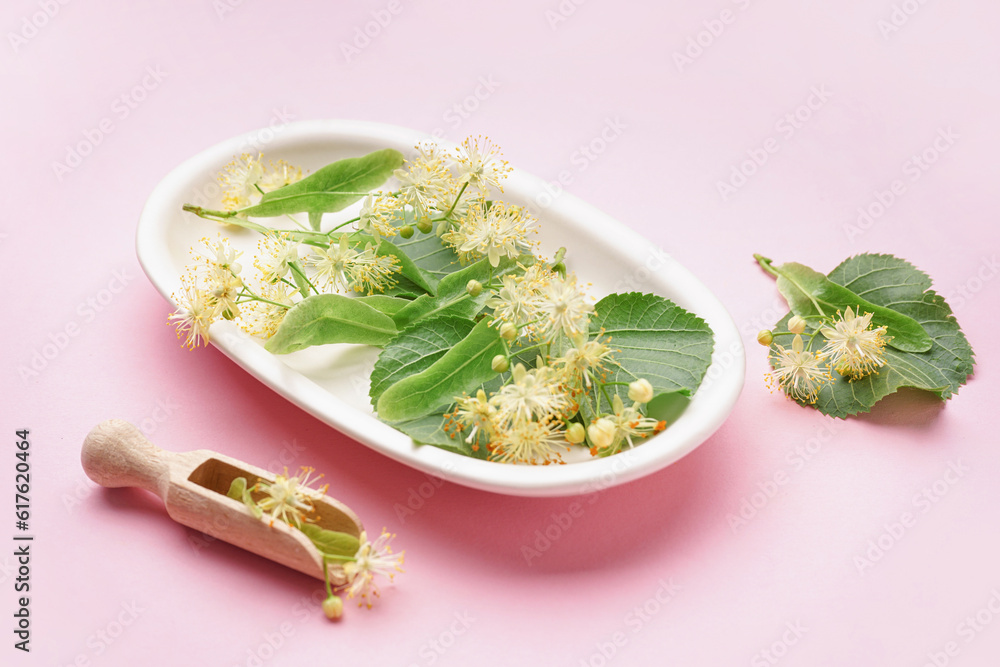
[535,270,593,339]
[766,333,832,403]
[219,153,265,210]
[255,233,300,284]
[168,286,217,349]
[308,235,400,294]
[452,135,512,193]
[254,466,327,528]
[238,281,296,339]
[394,142,455,221]
[489,363,569,427]
[343,529,405,608]
[588,394,664,456]
[443,201,536,267]
[488,417,568,465]
[258,159,303,192]
[448,389,498,446]
[553,334,616,388]
[818,306,888,380]
[355,194,400,240]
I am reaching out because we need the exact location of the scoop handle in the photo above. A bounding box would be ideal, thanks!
[82,419,169,497]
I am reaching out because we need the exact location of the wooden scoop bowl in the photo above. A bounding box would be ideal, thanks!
[81,419,363,584]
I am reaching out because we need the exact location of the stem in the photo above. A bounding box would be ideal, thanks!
[754,254,780,278]
[182,204,238,221]
[290,262,319,295]
[444,182,469,218]
[328,217,361,234]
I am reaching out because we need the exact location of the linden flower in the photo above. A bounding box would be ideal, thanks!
[258,159,303,192]
[554,334,615,388]
[254,466,327,528]
[485,274,541,333]
[767,334,832,403]
[343,529,405,608]
[198,236,243,274]
[590,395,664,455]
[255,233,300,284]
[168,286,217,349]
[490,363,569,427]
[818,306,888,380]
[452,135,512,193]
[309,235,399,294]
[444,201,536,267]
[536,271,593,339]
[449,389,497,444]
[394,143,454,221]
[219,153,265,210]
[355,195,400,240]
[489,418,568,465]
[204,264,244,319]
[238,281,297,339]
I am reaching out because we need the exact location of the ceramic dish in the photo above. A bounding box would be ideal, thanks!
[136,119,745,497]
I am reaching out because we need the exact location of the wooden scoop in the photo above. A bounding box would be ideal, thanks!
[81,419,363,584]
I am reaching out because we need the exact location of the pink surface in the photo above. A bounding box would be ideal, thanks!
[4,1,998,665]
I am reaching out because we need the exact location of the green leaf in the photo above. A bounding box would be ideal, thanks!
[355,294,413,318]
[392,254,530,328]
[376,318,504,422]
[298,524,361,558]
[369,315,477,408]
[226,477,247,501]
[774,254,975,418]
[590,293,715,407]
[391,410,490,460]
[226,477,262,518]
[240,148,404,219]
[265,294,397,354]
[388,230,463,280]
[755,255,932,353]
[376,239,439,295]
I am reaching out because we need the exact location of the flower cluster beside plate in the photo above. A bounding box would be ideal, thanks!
[136,120,744,497]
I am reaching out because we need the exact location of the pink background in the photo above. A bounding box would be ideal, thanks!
[5,1,999,665]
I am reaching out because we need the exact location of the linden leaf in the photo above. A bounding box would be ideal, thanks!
[755,254,933,353]
[265,294,398,354]
[298,524,361,558]
[376,319,505,422]
[391,254,531,328]
[369,315,477,409]
[770,254,975,418]
[241,148,404,220]
[589,292,715,410]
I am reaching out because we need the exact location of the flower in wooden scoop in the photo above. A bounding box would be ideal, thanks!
[343,529,405,608]
[254,466,328,528]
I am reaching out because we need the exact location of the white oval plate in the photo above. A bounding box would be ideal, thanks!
[137,120,745,497]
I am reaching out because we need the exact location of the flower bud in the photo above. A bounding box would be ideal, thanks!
[416,219,433,234]
[787,315,807,334]
[499,322,518,341]
[322,595,344,620]
[466,279,483,297]
[398,225,414,239]
[628,378,654,404]
[565,423,586,444]
[491,355,509,372]
[756,329,774,346]
[588,418,616,450]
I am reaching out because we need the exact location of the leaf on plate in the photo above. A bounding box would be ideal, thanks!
[590,292,715,409]
[376,318,504,422]
[391,254,531,328]
[390,410,490,460]
[240,148,404,219]
[369,315,477,408]
[771,253,975,418]
[375,238,439,295]
[388,229,464,280]
[755,255,932,353]
[355,294,413,318]
[298,524,361,558]
[265,294,397,354]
